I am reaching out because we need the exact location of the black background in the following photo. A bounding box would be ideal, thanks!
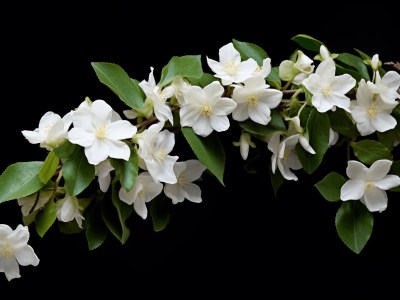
[1,2,400,297]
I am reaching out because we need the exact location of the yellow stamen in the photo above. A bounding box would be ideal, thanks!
[368,104,377,118]
[247,94,258,107]
[0,245,13,258]
[95,124,108,139]
[223,61,239,76]
[322,85,332,96]
[201,104,213,116]
[154,148,166,161]
[365,181,374,190]
[177,174,187,187]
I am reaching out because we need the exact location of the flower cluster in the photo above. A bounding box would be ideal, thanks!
[1,34,399,281]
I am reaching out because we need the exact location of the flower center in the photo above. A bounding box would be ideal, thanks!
[159,90,168,103]
[223,60,239,76]
[0,245,13,258]
[154,147,166,161]
[322,85,332,96]
[201,104,213,116]
[96,124,108,139]
[43,122,55,135]
[247,94,258,106]
[177,174,187,187]
[368,104,378,118]
[365,181,375,190]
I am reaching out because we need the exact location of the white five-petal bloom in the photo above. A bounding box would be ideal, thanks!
[135,121,178,184]
[279,50,315,85]
[367,70,400,104]
[164,160,206,204]
[180,81,237,137]
[22,110,73,150]
[139,67,175,125]
[0,224,39,281]
[95,159,115,192]
[350,79,397,136]
[231,76,282,125]
[233,132,256,160]
[119,172,163,219]
[302,58,356,113]
[17,190,52,216]
[340,159,400,212]
[206,42,258,85]
[268,132,302,181]
[68,99,137,165]
[56,194,85,228]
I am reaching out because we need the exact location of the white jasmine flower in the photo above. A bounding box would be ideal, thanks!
[206,42,258,85]
[172,76,191,104]
[340,159,400,212]
[350,79,397,136]
[164,160,206,204]
[95,159,114,192]
[56,194,85,228]
[370,54,381,71]
[231,76,282,125]
[233,132,256,160]
[136,121,178,184]
[68,99,137,165]
[119,172,163,219]
[17,190,52,216]
[367,70,400,104]
[328,128,339,147]
[279,50,314,85]
[22,111,73,150]
[0,224,39,281]
[286,116,315,154]
[268,132,302,181]
[180,81,237,137]
[302,58,356,113]
[139,67,175,124]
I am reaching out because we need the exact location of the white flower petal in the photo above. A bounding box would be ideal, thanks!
[340,179,365,200]
[371,112,397,132]
[330,74,356,94]
[0,257,20,281]
[183,183,202,203]
[312,94,334,113]
[368,159,392,179]
[374,175,400,190]
[13,245,39,266]
[107,120,137,140]
[210,115,230,132]
[192,117,214,137]
[346,160,369,179]
[134,198,148,219]
[363,187,388,212]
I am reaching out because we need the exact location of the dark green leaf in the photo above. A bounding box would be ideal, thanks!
[159,55,203,87]
[377,130,396,151]
[351,140,392,165]
[54,141,78,159]
[291,34,325,52]
[181,127,225,186]
[188,72,216,87]
[86,201,108,250]
[266,67,281,90]
[35,199,58,237]
[335,64,361,82]
[328,109,358,139]
[335,201,373,254]
[315,172,347,202]
[150,196,171,232]
[62,147,95,196]
[0,161,45,203]
[232,39,268,65]
[39,151,59,184]
[336,53,370,81]
[91,62,144,109]
[239,111,286,137]
[111,147,138,192]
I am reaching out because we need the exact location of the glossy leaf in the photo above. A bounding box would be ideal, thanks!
[336,201,373,254]
[291,34,324,52]
[150,195,170,232]
[336,53,370,81]
[91,62,144,109]
[35,199,58,237]
[54,141,78,159]
[266,67,281,90]
[181,127,225,186]
[0,161,45,203]
[86,201,108,250]
[39,151,59,184]
[232,39,268,65]
[159,55,203,87]
[111,147,138,192]
[351,140,392,165]
[315,172,347,202]
[328,109,358,139]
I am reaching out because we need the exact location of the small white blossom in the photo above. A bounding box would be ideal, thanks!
[119,172,163,219]
[350,79,397,136]
[95,159,115,192]
[286,116,315,154]
[231,76,282,125]
[180,81,237,137]
[206,42,258,85]
[0,224,39,281]
[164,160,206,204]
[279,50,314,85]
[17,190,52,216]
[367,70,400,104]
[172,76,191,105]
[136,121,178,184]
[370,54,381,71]
[68,99,137,165]
[56,194,85,228]
[340,159,400,212]
[268,132,302,181]
[328,128,339,147]
[233,132,256,160]
[22,111,73,150]
[302,58,356,113]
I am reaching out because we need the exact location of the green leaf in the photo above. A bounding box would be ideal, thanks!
[101,183,133,244]
[335,201,373,254]
[111,147,138,192]
[239,110,286,137]
[62,147,95,196]
[58,220,84,234]
[266,67,281,90]
[232,39,268,65]
[336,53,370,81]
[91,62,144,109]
[335,64,362,82]
[159,55,203,87]
[328,109,358,139]
[291,34,324,52]
[377,130,396,151]
[39,151,59,184]
[150,195,171,232]
[188,72,216,87]
[297,108,330,174]
[314,172,347,202]
[351,140,392,165]
[270,164,284,198]
[0,161,45,204]
[53,141,78,159]
[86,201,108,250]
[181,127,225,186]
[35,199,58,237]
[353,48,371,61]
